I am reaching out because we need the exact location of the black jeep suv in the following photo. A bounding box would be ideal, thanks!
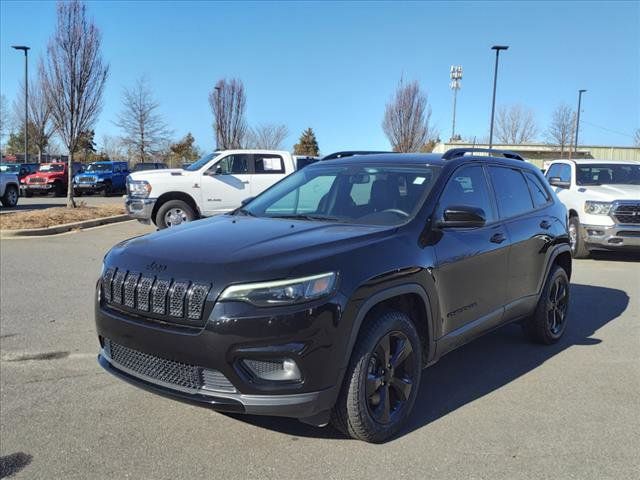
[95,148,571,442]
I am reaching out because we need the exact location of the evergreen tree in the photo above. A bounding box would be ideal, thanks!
[6,121,40,157]
[293,128,319,156]
[170,132,200,163]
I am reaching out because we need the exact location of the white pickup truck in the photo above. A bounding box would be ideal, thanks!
[545,159,640,257]
[126,150,296,228]
[0,171,20,207]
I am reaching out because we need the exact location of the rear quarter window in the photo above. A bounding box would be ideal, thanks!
[488,166,535,219]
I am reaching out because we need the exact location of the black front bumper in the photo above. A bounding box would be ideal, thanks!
[95,295,350,420]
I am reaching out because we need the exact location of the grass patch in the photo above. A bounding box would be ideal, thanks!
[0,203,126,230]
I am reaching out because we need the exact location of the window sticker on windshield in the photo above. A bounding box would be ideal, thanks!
[413,177,426,185]
[262,158,281,171]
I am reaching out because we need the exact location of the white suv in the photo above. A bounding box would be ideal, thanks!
[545,159,640,257]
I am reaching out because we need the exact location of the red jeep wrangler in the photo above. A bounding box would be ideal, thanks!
[22,162,83,197]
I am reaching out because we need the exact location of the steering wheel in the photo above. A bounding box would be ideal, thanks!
[380,208,410,218]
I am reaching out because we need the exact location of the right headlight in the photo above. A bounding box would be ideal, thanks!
[219,272,337,307]
[584,201,612,215]
[127,178,152,198]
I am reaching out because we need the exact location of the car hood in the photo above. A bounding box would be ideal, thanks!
[105,215,396,287]
[129,169,189,181]
[578,184,640,201]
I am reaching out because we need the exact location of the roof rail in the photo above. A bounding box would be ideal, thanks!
[442,148,525,161]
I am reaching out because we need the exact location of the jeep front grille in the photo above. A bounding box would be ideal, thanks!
[28,177,46,183]
[104,338,236,393]
[613,204,640,224]
[102,267,211,326]
[78,176,95,183]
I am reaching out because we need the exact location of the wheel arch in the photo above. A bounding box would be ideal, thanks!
[343,284,435,369]
[151,191,201,222]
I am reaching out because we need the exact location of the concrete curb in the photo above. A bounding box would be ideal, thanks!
[0,214,131,238]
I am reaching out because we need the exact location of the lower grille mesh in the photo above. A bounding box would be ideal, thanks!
[104,339,235,393]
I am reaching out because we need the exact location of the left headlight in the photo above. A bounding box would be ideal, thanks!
[127,179,152,198]
[219,272,337,307]
[584,201,612,215]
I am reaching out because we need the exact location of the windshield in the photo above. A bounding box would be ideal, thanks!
[242,164,441,226]
[0,164,19,173]
[184,153,215,171]
[38,164,64,172]
[86,163,112,172]
[576,164,640,186]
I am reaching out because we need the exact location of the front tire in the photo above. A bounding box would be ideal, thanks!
[101,182,112,197]
[523,265,570,344]
[1,185,19,207]
[569,216,590,259]
[155,199,196,229]
[331,310,422,443]
[53,182,65,197]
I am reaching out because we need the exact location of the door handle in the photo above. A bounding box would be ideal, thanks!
[242,181,250,184]
[490,233,506,244]
[540,220,551,230]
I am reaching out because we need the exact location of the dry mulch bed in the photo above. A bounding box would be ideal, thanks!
[0,203,125,230]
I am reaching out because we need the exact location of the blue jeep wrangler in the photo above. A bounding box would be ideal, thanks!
[73,161,129,196]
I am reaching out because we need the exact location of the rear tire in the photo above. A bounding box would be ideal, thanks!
[523,265,570,344]
[569,216,590,259]
[1,185,19,207]
[331,310,422,443]
[155,199,196,229]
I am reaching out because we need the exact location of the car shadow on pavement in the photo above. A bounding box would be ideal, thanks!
[589,251,640,262]
[232,283,628,441]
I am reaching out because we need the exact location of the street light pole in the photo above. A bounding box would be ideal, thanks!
[450,65,463,142]
[574,89,587,156]
[488,45,508,149]
[12,45,30,163]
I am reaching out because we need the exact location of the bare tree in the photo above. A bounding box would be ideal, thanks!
[382,78,434,152]
[40,0,108,207]
[115,77,171,164]
[245,123,288,149]
[545,104,575,158]
[209,78,247,149]
[634,128,640,147]
[495,104,538,144]
[13,78,55,162]
[99,134,126,161]
[0,94,9,153]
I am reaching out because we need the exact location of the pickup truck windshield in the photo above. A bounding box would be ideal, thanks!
[243,164,441,226]
[0,164,19,173]
[86,164,112,172]
[184,153,215,171]
[576,164,640,186]
[38,164,64,172]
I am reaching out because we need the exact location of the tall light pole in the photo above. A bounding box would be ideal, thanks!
[574,89,587,156]
[488,45,508,149]
[12,45,30,163]
[450,65,463,142]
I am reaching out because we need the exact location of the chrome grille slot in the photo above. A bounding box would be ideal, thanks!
[102,267,116,302]
[151,279,171,315]
[136,275,155,312]
[187,283,211,320]
[29,177,46,183]
[123,272,140,308]
[112,269,127,304]
[168,281,189,317]
[614,204,640,224]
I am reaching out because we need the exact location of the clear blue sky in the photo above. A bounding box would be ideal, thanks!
[1,0,639,154]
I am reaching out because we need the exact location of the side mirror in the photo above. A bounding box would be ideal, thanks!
[548,177,570,189]
[438,205,486,228]
[240,196,254,206]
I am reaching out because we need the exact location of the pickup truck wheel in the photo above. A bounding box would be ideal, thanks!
[569,217,590,258]
[155,200,195,229]
[523,265,570,345]
[101,182,112,197]
[1,185,19,207]
[53,182,65,197]
[331,310,422,443]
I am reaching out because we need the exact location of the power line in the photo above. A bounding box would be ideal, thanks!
[581,120,634,139]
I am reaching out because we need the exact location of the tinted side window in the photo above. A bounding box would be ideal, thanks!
[214,155,249,175]
[254,154,285,174]
[546,163,571,183]
[488,167,534,218]
[524,171,551,207]
[438,165,495,223]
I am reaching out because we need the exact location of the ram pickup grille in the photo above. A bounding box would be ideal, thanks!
[613,203,640,224]
[102,267,211,326]
[28,177,46,183]
[104,339,236,393]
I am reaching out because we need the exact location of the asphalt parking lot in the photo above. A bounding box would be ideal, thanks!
[0,221,638,479]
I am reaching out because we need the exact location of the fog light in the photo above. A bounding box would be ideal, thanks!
[242,358,302,382]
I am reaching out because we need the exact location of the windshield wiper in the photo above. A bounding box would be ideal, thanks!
[269,214,343,222]
[234,208,255,217]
